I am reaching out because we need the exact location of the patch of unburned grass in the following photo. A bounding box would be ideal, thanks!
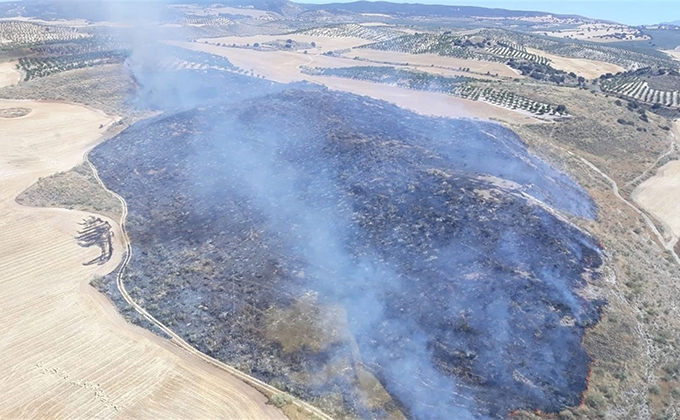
[16,162,122,220]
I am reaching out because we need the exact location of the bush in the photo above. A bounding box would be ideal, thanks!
[269,393,293,408]
[585,391,606,409]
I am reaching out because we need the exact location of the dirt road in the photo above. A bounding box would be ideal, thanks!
[631,120,680,253]
[0,99,286,419]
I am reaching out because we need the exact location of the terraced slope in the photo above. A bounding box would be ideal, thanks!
[0,99,285,420]
[601,76,680,107]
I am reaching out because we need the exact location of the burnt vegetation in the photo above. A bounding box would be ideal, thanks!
[77,216,114,266]
[91,70,605,419]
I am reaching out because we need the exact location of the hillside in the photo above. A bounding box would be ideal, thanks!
[1,1,680,420]
[90,72,605,419]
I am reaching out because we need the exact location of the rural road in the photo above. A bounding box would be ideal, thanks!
[0,99,288,420]
[579,155,680,265]
[86,157,334,420]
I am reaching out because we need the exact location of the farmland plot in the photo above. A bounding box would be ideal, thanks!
[0,99,285,420]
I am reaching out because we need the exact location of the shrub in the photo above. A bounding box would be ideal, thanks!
[585,391,606,409]
[269,393,293,408]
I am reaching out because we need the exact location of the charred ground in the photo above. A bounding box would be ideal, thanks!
[91,82,605,419]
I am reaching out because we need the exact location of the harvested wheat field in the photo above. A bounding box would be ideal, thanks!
[632,160,680,245]
[632,120,680,246]
[0,61,20,87]
[0,99,285,420]
[173,42,539,124]
[526,48,625,79]
[344,48,521,78]
[198,33,369,52]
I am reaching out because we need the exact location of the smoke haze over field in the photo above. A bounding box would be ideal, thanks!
[84,3,607,418]
[92,73,605,419]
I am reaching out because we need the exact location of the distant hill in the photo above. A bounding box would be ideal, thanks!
[0,0,591,23]
[300,0,578,19]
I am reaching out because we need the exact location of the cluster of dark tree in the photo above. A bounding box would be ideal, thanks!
[605,67,680,79]
[507,58,585,86]
[445,34,490,49]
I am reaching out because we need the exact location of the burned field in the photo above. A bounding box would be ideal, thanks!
[91,86,605,419]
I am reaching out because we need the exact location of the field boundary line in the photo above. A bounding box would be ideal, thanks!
[84,153,333,420]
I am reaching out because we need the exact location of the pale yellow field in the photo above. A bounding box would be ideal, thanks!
[172,5,272,18]
[664,49,680,62]
[632,121,680,246]
[526,47,625,79]
[537,24,649,42]
[198,34,371,53]
[345,48,521,78]
[632,160,680,243]
[0,99,285,420]
[0,61,20,87]
[172,41,539,124]
[0,17,124,28]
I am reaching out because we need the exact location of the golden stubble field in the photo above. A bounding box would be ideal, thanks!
[0,61,20,87]
[171,41,541,125]
[0,99,285,419]
[525,47,626,79]
[632,120,680,249]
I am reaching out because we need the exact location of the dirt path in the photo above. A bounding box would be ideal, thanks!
[578,153,680,265]
[630,120,680,250]
[85,158,334,420]
[0,99,287,419]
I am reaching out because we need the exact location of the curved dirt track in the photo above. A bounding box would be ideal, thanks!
[632,120,680,252]
[0,99,286,420]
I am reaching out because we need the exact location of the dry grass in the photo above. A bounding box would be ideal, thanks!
[264,295,404,419]
[0,63,141,121]
[508,87,680,419]
[16,163,123,220]
[508,82,672,184]
[265,296,348,354]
